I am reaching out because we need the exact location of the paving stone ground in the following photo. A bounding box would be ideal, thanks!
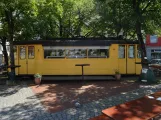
[1,81,161,120]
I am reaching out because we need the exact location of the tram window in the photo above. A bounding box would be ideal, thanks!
[88,49,109,58]
[118,45,125,58]
[44,48,65,58]
[128,45,135,58]
[137,45,141,58]
[20,46,26,59]
[14,46,17,59]
[28,46,35,59]
[66,49,87,58]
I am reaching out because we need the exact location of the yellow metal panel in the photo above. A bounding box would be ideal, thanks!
[27,58,35,74]
[118,59,126,74]
[127,59,136,74]
[135,59,142,74]
[40,59,118,75]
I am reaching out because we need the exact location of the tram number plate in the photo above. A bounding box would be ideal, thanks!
[142,68,148,73]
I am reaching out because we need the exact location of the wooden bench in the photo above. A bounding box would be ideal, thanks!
[101,92,161,120]
[90,91,161,120]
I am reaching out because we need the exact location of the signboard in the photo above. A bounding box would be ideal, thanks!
[150,35,158,43]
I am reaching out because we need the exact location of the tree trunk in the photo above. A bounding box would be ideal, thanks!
[5,9,15,80]
[1,37,9,66]
[136,21,148,68]
[59,18,63,37]
[133,0,148,68]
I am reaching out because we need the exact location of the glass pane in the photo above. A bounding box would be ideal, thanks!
[118,45,125,58]
[20,46,26,59]
[67,49,87,58]
[128,45,135,58]
[44,47,65,59]
[88,49,109,58]
[28,46,35,59]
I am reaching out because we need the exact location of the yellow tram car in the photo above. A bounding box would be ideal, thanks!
[13,38,142,77]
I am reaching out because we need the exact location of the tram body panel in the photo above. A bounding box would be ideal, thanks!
[39,44,118,75]
[13,39,142,76]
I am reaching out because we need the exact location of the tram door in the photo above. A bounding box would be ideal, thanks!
[18,46,35,75]
[118,45,138,74]
[126,45,136,74]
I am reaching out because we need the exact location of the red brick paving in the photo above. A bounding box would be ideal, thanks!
[30,80,140,113]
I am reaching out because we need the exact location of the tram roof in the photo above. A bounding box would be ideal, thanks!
[13,37,139,46]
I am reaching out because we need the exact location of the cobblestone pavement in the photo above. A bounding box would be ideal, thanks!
[1,83,161,120]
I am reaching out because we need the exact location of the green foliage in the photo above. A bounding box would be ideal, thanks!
[94,0,161,39]
[114,69,120,74]
[0,0,161,41]
[34,73,42,78]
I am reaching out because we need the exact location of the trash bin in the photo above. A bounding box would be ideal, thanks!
[139,68,157,84]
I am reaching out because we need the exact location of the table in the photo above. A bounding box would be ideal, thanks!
[7,65,21,69]
[75,64,90,80]
[102,93,161,120]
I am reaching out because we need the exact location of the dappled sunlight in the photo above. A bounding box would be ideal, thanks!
[0,85,25,97]
[31,84,58,94]
[73,84,104,95]
[30,80,141,113]
[102,93,161,120]
[126,80,136,83]
[80,84,96,89]
[121,92,128,95]
[111,86,121,89]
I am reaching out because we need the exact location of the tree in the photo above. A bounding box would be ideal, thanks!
[94,0,161,62]
[0,0,37,80]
